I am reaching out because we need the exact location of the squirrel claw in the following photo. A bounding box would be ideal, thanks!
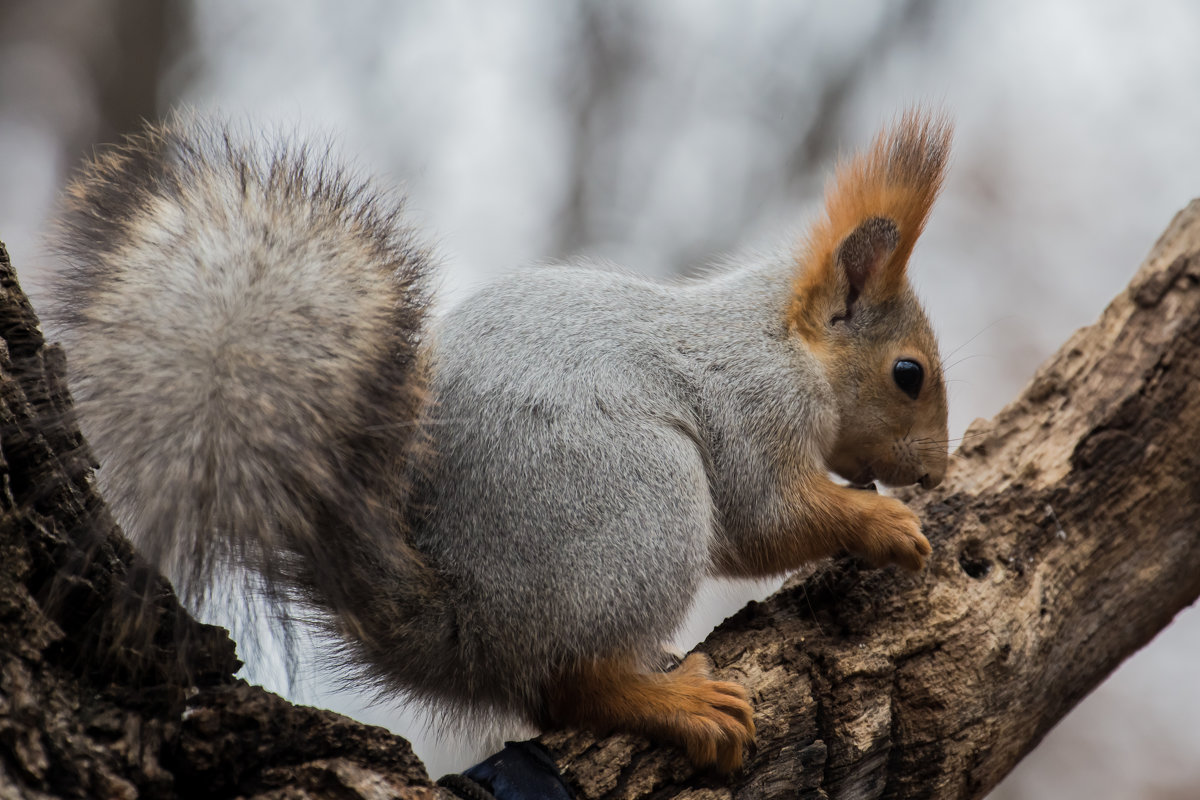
[857,495,931,571]
[669,654,756,773]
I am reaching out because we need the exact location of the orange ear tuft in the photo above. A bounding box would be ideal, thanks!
[790,109,952,338]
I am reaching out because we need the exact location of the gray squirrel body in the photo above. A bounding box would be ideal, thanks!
[417,260,831,709]
[50,111,950,771]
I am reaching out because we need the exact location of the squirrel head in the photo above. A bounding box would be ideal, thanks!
[790,110,951,489]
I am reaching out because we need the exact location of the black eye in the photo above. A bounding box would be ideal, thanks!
[893,359,923,400]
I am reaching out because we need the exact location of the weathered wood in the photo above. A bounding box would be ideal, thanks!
[2,198,1199,798]
[540,200,1200,798]
[0,240,441,800]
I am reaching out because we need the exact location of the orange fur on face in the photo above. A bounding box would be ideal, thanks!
[789,109,952,340]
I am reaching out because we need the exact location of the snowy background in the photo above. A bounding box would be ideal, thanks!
[1,1,1198,795]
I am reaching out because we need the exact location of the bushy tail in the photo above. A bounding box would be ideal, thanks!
[49,115,441,679]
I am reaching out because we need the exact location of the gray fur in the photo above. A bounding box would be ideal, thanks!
[50,115,439,685]
[412,258,837,714]
[50,118,887,728]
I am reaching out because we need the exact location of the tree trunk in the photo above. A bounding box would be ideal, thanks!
[0,241,439,799]
[2,200,1199,799]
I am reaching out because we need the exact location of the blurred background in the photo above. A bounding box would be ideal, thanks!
[2,0,1198,795]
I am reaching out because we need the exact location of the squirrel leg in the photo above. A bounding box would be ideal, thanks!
[716,473,931,577]
[544,652,755,772]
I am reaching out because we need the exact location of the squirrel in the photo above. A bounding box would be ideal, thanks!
[48,108,950,773]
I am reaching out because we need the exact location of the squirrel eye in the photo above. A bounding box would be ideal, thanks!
[893,359,923,400]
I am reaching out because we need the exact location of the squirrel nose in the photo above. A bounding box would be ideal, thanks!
[918,472,940,489]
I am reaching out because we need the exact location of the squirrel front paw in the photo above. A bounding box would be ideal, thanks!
[855,495,931,571]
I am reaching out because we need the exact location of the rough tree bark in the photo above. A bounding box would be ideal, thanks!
[0,241,438,800]
[2,200,1199,799]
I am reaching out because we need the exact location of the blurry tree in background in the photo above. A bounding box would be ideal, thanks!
[3,1,1200,797]
[0,0,184,167]
[546,0,939,268]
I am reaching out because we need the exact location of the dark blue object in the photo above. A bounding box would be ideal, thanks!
[438,740,574,800]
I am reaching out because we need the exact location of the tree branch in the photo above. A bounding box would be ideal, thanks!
[541,200,1200,797]
[2,200,1198,798]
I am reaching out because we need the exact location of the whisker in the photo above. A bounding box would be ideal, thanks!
[943,353,999,374]
[941,317,1012,363]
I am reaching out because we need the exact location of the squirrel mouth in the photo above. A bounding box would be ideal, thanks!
[846,465,878,488]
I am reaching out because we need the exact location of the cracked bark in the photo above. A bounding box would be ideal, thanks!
[2,199,1199,798]
[0,241,438,799]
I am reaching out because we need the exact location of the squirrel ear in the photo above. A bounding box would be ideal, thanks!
[835,216,899,293]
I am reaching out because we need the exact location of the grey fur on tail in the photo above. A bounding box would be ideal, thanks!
[49,111,950,751]
[50,115,439,675]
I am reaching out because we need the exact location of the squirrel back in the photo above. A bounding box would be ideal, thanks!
[49,109,952,772]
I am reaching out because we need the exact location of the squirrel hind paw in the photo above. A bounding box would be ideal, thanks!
[545,652,755,774]
[670,654,756,772]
